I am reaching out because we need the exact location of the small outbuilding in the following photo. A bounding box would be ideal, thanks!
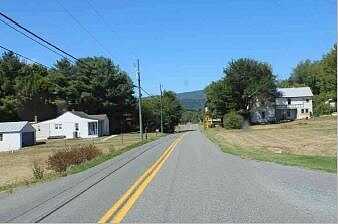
[0,121,36,152]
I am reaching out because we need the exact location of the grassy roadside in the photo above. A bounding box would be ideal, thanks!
[67,136,161,175]
[203,127,336,173]
[0,134,164,193]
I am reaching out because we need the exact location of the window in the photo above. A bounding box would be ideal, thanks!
[88,122,98,135]
[75,123,79,131]
[306,109,309,113]
[287,111,291,117]
[261,111,266,119]
[301,109,304,113]
[55,124,62,129]
[287,99,291,105]
[0,134,3,141]
[306,99,309,103]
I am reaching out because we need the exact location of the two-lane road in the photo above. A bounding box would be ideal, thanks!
[0,128,336,223]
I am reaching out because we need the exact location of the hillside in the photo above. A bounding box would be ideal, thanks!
[176,90,206,111]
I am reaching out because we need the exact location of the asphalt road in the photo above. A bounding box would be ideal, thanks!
[0,127,336,223]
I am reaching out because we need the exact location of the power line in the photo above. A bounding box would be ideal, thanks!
[140,87,156,98]
[56,0,113,58]
[0,17,68,60]
[84,0,136,59]
[0,11,100,71]
[0,44,50,68]
[85,0,117,36]
[0,11,79,62]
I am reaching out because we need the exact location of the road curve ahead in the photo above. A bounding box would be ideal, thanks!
[0,128,336,223]
[123,129,337,223]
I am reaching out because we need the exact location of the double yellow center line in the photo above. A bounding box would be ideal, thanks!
[98,134,184,223]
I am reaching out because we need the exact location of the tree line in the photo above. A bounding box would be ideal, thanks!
[205,44,337,121]
[0,52,182,133]
[278,45,337,115]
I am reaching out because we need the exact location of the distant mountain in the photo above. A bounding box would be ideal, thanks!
[176,90,206,111]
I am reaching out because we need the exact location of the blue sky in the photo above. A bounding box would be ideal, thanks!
[0,0,336,94]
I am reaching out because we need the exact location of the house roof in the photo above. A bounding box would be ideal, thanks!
[277,87,313,98]
[86,114,108,121]
[0,121,29,133]
[68,111,107,120]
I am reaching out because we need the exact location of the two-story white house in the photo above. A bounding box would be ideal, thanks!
[33,111,109,140]
[275,87,313,120]
[250,87,313,123]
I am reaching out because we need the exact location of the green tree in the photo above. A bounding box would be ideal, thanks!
[15,64,57,121]
[162,91,183,133]
[223,58,277,117]
[0,96,19,122]
[289,60,321,95]
[319,45,337,100]
[204,80,232,117]
[142,91,183,133]
[180,109,202,124]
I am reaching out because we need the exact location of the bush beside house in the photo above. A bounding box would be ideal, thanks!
[223,111,244,129]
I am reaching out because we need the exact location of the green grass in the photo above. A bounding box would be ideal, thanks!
[67,136,161,175]
[204,128,337,173]
[0,135,164,193]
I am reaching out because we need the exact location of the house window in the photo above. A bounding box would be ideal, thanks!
[261,111,266,119]
[306,99,309,103]
[75,123,79,131]
[287,111,291,117]
[88,122,98,135]
[55,124,62,129]
[287,99,291,105]
[306,109,309,113]
[301,109,304,113]
[0,134,3,141]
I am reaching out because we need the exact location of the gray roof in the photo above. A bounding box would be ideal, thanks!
[87,114,108,120]
[69,111,107,121]
[0,121,29,133]
[277,87,313,98]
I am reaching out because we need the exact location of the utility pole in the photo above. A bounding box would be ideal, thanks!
[137,59,143,141]
[160,84,164,133]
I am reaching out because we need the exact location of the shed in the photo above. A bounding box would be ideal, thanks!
[0,121,36,151]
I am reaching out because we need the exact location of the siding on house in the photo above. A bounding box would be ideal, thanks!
[0,121,36,151]
[0,133,21,151]
[250,87,313,124]
[276,96,313,119]
[33,111,109,140]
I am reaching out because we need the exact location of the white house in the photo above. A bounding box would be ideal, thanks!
[250,87,313,123]
[33,111,109,140]
[0,121,36,152]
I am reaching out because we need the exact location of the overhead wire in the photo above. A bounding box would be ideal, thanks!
[0,11,79,62]
[0,17,69,61]
[0,44,50,68]
[56,0,114,58]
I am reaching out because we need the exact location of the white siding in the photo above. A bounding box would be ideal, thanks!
[33,122,51,140]
[0,132,21,151]
[276,97,313,119]
[33,112,99,139]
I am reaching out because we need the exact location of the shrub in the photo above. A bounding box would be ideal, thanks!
[223,111,244,129]
[47,144,101,173]
[32,161,44,180]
